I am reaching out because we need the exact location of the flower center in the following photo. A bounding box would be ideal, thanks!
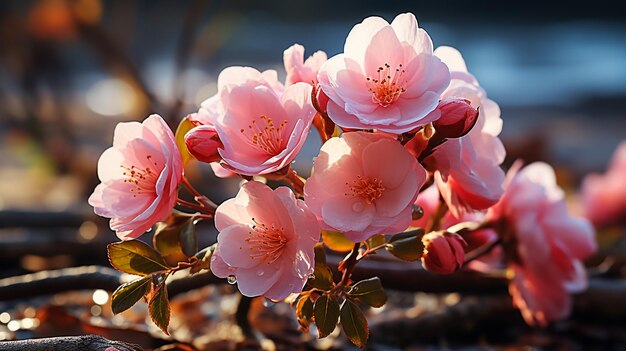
[348,175,385,204]
[240,115,288,155]
[121,155,160,197]
[245,218,288,264]
[366,63,407,107]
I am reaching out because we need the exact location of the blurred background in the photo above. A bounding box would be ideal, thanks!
[0,0,625,349]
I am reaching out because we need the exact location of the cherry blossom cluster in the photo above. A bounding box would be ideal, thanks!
[90,13,601,336]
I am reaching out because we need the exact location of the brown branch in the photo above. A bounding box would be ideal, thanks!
[0,209,90,228]
[0,334,144,351]
[0,266,222,301]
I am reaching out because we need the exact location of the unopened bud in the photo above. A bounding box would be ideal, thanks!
[184,125,222,163]
[421,231,467,274]
[432,98,478,139]
[313,84,329,116]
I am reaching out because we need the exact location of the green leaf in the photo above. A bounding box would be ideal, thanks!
[309,243,334,290]
[153,218,190,267]
[111,276,152,314]
[322,230,354,252]
[175,116,195,165]
[313,294,340,338]
[296,293,314,331]
[179,218,197,257]
[365,234,386,251]
[386,230,425,262]
[108,240,170,276]
[340,299,369,348]
[347,277,387,308]
[149,283,171,335]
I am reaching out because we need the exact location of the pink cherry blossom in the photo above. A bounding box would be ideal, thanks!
[317,13,450,134]
[214,81,315,175]
[283,44,327,86]
[432,98,479,139]
[582,141,626,228]
[88,114,183,240]
[304,131,426,242]
[195,66,285,126]
[486,162,597,326]
[427,46,506,217]
[210,181,320,300]
[421,231,467,274]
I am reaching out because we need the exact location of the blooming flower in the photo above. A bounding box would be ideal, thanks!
[426,46,506,217]
[581,141,626,228]
[283,43,327,86]
[195,66,285,126]
[214,81,316,175]
[486,162,597,326]
[421,231,467,275]
[305,131,426,242]
[317,13,450,134]
[210,181,320,300]
[88,114,183,240]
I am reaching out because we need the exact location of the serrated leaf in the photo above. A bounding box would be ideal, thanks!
[340,299,369,348]
[365,234,386,250]
[179,218,197,257]
[322,230,355,252]
[108,240,170,276]
[111,276,152,314]
[313,294,339,338]
[309,243,333,290]
[347,277,387,308]
[175,116,195,165]
[296,293,314,331]
[386,230,425,262]
[149,284,171,335]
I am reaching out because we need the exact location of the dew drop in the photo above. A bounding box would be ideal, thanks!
[256,269,265,276]
[352,202,364,212]
[227,275,237,285]
[210,255,217,262]
[263,298,275,307]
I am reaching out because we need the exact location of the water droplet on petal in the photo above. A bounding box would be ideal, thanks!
[352,202,364,212]
[210,255,217,262]
[263,298,275,307]
[256,269,265,276]
[227,275,237,285]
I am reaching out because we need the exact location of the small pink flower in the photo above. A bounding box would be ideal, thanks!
[582,141,626,228]
[195,66,285,126]
[486,162,597,326]
[427,46,506,217]
[317,13,450,134]
[432,98,479,139]
[184,124,222,163]
[215,81,315,175]
[210,181,320,300]
[421,231,467,275]
[283,44,327,86]
[88,114,183,240]
[304,131,426,242]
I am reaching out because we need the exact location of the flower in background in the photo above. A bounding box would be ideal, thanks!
[305,132,426,242]
[582,141,626,228]
[317,13,450,134]
[210,181,320,300]
[215,82,316,175]
[284,44,327,86]
[426,46,506,217]
[486,162,597,326]
[88,114,183,240]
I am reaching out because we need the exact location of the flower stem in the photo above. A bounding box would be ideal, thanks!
[285,167,306,196]
[176,198,206,213]
[463,238,502,267]
[180,176,217,214]
[338,243,361,287]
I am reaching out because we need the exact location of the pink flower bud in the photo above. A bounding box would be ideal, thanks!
[184,125,222,163]
[421,231,467,274]
[433,98,479,139]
